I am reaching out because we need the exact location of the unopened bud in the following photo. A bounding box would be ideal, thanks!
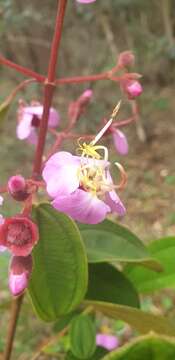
[78,89,93,106]
[118,51,135,68]
[121,79,143,100]
[8,175,29,201]
[0,216,39,256]
[112,129,128,155]
[126,80,143,99]
[9,255,32,296]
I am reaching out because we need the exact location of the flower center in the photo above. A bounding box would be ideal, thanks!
[78,163,112,196]
[6,222,32,247]
[31,115,40,127]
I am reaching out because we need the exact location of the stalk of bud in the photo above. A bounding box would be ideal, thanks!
[9,255,32,296]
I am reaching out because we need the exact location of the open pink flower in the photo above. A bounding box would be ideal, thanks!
[17,102,60,144]
[112,129,128,155]
[96,334,119,351]
[43,151,126,224]
[0,216,39,256]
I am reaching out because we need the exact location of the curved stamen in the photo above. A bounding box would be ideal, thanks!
[114,162,127,190]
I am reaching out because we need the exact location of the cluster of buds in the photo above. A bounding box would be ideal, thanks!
[0,175,39,296]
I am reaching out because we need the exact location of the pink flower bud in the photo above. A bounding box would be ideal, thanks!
[0,216,39,256]
[8,175,29,201]
[118,51,135,68]
[112,129,128,155]
[79,89,93,105]
[121,79,143,100]
[68,89,93,124]
[9,255,32,296]
[127,80,143,99]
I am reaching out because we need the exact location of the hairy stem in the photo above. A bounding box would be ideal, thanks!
[3,295,24,360]
[32,0,67,177]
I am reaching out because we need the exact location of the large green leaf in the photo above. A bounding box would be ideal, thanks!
[84,301,175,337]
[125,237,175,293]
[86,263,140,308]
[29,203,88,321]
[78,220,162,271]
[70,314,96,359]
[102,334,175,360]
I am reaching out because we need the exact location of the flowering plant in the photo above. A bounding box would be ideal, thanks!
[0,1,173,359]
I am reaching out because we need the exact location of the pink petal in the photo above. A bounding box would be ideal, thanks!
[96,334,119,351]
[26,128,38,145]
[112,129,128,155]
[16,113,32,140]
[105,190,126,217]
[0,245,7,252]
[43,152,80,197]
[0,196,4,206]
[76,0,96,3]
[48,108,60,128]
[9,272,28,296]
[52,189,110,224]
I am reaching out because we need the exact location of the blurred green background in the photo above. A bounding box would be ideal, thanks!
[0,0,175,358]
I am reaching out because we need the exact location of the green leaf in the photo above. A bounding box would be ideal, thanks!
[66,347,108,360]
[70,314,96,359]
[0,97,11,126]
[86,263,140,308]
[84,301,175,337]
[102,334,175,360]
[78,220,162,271]
[125,237,175,293]
[28,203,88,321]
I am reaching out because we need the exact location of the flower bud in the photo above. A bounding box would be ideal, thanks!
[68,89,93,124]
[112,129,128,155]
[126,80,143,99]
[8,175,29,201]
[121,79,143,100]
[118,51,135,68]
[78,89,93,106]
[9,255,32,296]
[0,216,39,256]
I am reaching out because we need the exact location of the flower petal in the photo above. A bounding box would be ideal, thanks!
[52,189,110,224]
[43,152,80,197]
[16,113,32,140]
[112,129,128,155]
[96,334,119,351]
[105,190,126,217]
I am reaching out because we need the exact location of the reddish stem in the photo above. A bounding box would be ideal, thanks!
[32,0,67,178]
[55,73,120,85]
[0,54,45,82]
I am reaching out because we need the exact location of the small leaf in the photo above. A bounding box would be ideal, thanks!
[70,314,96,359]
[79,220,162,271]
[102,333,175,360]
[125,237,175,293]
[86,263,140,308]
[29,203,88,321]
[0,97,11,125]
[84,301,175,337]
[66,347,107,360]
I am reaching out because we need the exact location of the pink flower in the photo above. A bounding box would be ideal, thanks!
[76,0,96,3]
[112,129,128,155]
[9,255,33,296]
[0,216,39,256]
[96,334,119,351]
[16,103,60,144]
[43,151,126,224]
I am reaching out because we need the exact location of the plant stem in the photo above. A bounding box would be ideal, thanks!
[0,54,45,82]
[32,0,67,178]
[55,72,119,85]
[3,295,24,360]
